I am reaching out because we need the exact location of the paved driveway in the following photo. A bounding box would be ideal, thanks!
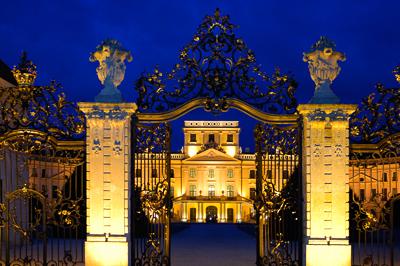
[171,223,256,266]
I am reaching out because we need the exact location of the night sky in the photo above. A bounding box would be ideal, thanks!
[1,1,400,151]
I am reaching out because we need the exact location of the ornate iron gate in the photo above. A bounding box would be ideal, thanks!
[131,8,300,265]
[349,67,400,266]
[0,145,85,265]
[349,138,400,266]
[255,123,302,266]
[0,52,86,265]
[130,120,171,265]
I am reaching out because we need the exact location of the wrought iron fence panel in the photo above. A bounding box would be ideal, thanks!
[131,119,171,266]
[349,143,400,266]
[254,123,302,266]
[0,146,86,265]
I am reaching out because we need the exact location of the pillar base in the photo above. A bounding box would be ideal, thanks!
[306,244,351,266]
[85,240,128,266]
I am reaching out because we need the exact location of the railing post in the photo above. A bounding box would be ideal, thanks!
[78,102,137,266]
[298,104,356,266]
[254,124,265,266]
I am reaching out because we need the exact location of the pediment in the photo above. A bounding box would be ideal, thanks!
[184,148,239,163]
[349,171,377,182]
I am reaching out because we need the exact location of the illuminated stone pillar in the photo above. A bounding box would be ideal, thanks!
[182,202,188,222]
[79,102,137,266]
[298,104,356,266]
[237,203,242,223]
[197,202,203,222]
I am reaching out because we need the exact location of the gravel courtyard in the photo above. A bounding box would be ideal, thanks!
[171,223,256,266]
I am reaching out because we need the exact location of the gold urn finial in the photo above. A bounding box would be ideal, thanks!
[12,51,37,86]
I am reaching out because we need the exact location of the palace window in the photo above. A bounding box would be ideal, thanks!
[41,169,46,178]
[383,172,388,182]
[189,185,196,197]
[371,189,376,198]
[189,168,196,178]
[249,170,256,179]
[382,188,388,200]
[170,186,174,197]
[250,188,256,200]
[208,185,215,197]
[227,185,234,198]
[209,169,215,179]
[170,169,175,178]
[393,188,398,197]
[190,134,197,143]
[393,172,398,181]
[227,134,233,143]
[227,169,234,178]
[208,134,215,143]
[31,168,38,178]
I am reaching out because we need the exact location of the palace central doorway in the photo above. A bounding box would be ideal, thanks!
[206,206,218,223]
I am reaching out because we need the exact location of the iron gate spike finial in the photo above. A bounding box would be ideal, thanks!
[214,8,220,18]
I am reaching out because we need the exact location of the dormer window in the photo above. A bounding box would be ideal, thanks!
[208,134,215,143]
[190,134,197,143]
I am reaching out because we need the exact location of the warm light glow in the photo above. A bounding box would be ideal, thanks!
[85,241,128,266]
[187,146,199,157]
[225,146,236,157]
[306,245,351,266]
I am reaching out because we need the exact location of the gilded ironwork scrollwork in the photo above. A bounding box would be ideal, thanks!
[352,193,390,232]
[135,9,297,114]
[261,239,299,266]
[140,180,169,223]
[255,122,301,266]
[0,52,85,142]
[255,123,299,155]
[132,121,171,265]
[48,189,82,228]
[135,123,169,153]
[6,185,46,239]
[350,65,400,144]
[134,233,169,266]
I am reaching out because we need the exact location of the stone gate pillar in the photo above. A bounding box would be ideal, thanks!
[79,102,137,266]
[300,37,357,266]
[298,104,356,266]
[79,39,135,266]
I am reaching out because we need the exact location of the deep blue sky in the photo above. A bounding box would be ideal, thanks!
[1,1,400,151]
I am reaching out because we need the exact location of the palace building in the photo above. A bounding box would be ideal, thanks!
[170,121,256,223]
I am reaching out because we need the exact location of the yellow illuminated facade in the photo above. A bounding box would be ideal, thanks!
[170,121,256,223]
